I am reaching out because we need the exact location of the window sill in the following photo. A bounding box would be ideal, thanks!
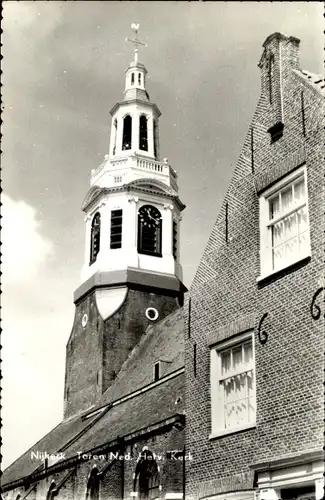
[209,423,256,440]
[257,254,311,284]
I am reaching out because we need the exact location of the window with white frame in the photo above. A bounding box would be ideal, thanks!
[210,332,255,436]
[259,166,310,277]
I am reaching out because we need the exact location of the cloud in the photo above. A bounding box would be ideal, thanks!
[2,194,54,284]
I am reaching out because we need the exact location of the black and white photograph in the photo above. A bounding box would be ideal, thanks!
[2,2,324,499]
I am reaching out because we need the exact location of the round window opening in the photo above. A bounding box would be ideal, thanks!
[145,307,159,321]
[82,313,88,328]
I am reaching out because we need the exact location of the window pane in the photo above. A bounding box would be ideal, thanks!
[232,346,242,372]
[225,400,236,429]
[297,206,308,232]
[294,178,305,202]
[281,186,293,212]
[243,342,252,365]
[247,370,254,396]
[224,377,235,401]
[269,195,280,219]
[283,212,297,240]
[221,350,231,376]
[272,220,284,246]
[285,236,298,261]
[236,398,248,425]
[273,243,284,268]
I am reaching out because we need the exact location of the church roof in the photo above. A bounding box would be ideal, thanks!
[2,411,101,486]
[293,68,325,96]
[91,307,184,410]
[2,374,184,488]
[2,309,185,488]
[60,373,184,460]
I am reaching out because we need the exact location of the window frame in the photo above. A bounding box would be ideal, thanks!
[137,204,162,257]
[210,330,256,439]
[89,212,101,265]
[258,165,310,281]
[139,114,148,152]
[110,209,123,249]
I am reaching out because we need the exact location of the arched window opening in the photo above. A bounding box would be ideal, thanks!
[122,115,132,151]
[172,220,177,259]
[15,495,21,500]
[153,120,158,159]
[138,73,141,85]
[131,73,135,85]
[110,209,123,249]
[133,449,160,500]
[113,119,117,155]
[90,212,101,265]
[46,482,56,500]
[85,467,100,500]
[139,115,148,151]
[138,205,162,257]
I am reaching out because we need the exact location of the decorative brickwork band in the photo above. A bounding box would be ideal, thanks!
[198,472,254,498]
[207,313,256,347]
[254,146,306,193]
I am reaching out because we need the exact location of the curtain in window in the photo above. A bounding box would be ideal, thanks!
[270,177,308,269]
[221,342,255,429]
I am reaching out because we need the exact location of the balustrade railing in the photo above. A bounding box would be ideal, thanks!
[91,155,178,187]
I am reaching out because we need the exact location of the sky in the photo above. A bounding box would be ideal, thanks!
[2,1,323,470]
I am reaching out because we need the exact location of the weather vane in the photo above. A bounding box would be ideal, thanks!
[126,23,147,63]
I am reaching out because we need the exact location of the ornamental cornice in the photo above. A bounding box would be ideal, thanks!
[82,185,185,213]
[128,196,139,203]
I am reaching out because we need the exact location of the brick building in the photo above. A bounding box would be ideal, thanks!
[2,30,324,500]
[185,33,324,500]
[2,26,186,500]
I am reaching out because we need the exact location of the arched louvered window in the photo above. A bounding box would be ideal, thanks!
[172,220,177,259]
[138,73,141,85]
[133,449,160,500]
[153,120,158,159]
[46,482,56,500]
[131,73,135,85]
[138,205,162,257]
[122,115,132,151]
[90,212,101,265]
[139,115,148,151]
[113,119,117,155]
[85,467,100,500]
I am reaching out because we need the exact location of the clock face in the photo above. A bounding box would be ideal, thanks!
[139,206,162,229]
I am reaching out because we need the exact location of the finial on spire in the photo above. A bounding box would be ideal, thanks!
[126,23,147,63]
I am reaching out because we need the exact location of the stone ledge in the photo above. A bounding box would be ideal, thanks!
[74,268,187,304]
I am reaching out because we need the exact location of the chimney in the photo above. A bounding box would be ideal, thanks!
[258,33,301,141]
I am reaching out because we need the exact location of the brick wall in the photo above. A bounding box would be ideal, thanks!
[185,33,324,499]
[4,425,185,500]
[64,287,179,418]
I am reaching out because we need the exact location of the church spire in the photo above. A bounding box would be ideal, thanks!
[80,24,184,287]
[123,24,149,102]
[126,23,147,64]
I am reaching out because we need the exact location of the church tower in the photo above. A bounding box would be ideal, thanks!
[64,25,186,418]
